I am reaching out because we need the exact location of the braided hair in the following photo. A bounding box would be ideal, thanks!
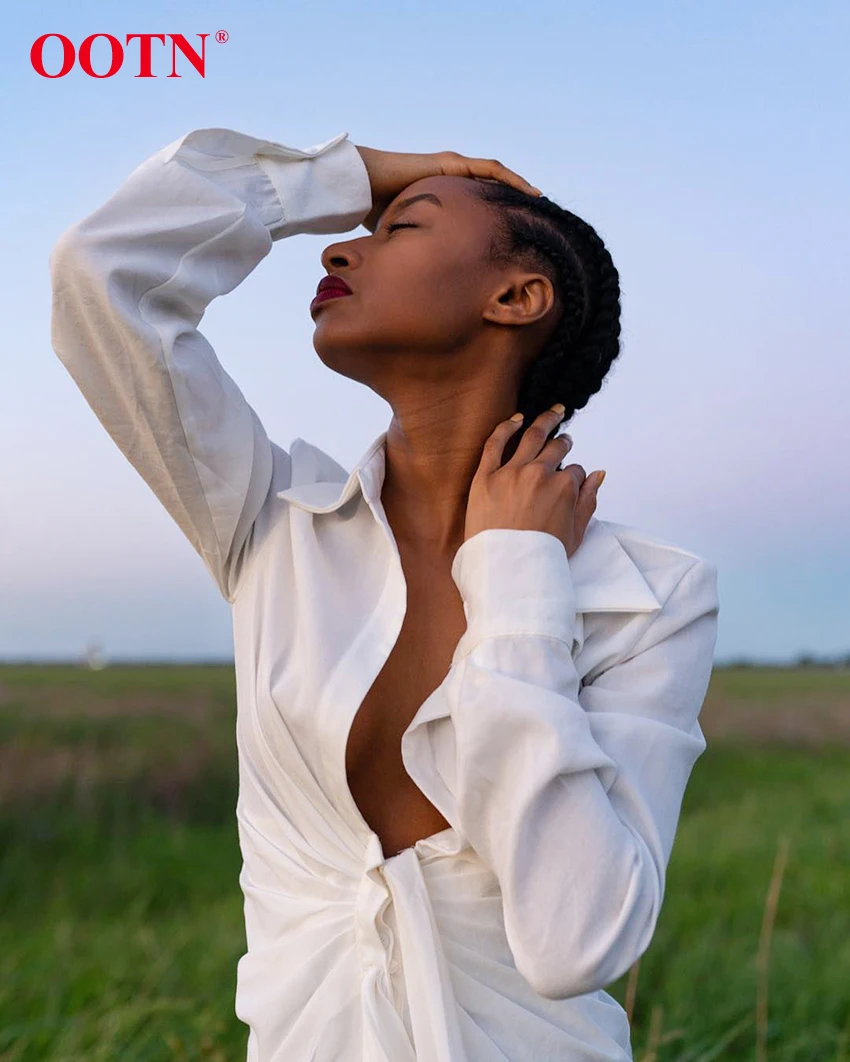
[473,181,622,453]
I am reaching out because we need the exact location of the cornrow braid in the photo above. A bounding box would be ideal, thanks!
[473,181,623,445]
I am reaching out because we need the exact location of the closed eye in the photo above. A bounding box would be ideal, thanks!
[385,221,418,234]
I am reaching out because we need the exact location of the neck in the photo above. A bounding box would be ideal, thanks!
[379,392,517,555]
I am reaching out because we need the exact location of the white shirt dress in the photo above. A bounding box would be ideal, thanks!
[49,125,720,1062]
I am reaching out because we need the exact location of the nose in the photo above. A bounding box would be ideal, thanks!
[320,238,363,275]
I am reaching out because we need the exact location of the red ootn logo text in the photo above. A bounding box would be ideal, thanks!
[30,33,225,78]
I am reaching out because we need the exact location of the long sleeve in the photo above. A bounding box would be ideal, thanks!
[432,528,719,1000]
[49,127,372,602]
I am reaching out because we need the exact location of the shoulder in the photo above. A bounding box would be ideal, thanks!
[576,519,719,681]
[600,517,714,567]
[597,518,718,607]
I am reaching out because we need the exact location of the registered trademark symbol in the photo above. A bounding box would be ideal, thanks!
[215,30,229,43]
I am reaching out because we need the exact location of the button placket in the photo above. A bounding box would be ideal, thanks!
[357,845,405,993]
[379,919,400,975]
[355,867,392,972]
[375,865,401,975]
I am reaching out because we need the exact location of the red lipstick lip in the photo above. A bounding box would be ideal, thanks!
[310,288,352,313]
[316,275,353,296]
[311,276,353,314]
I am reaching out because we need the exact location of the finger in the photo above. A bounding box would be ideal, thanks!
[477,413,526,475]
[535,432,574,472]
[443,151,541,197]
[574,469,604,534]
[474,157,542,197]
[561,463,587,494]
[508,405,568,465]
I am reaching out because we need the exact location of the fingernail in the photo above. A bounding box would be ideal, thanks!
[510,412,524,423]
[595,470,606,488]
[551,403,566,416]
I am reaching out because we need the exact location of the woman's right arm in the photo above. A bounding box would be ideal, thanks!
[49,127,372,603]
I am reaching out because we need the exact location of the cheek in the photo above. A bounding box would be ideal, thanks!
[401,251,480,311]
[368,259,472,333]
[315,246,483,353]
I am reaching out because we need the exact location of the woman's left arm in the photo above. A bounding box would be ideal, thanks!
[407,528,718,1001]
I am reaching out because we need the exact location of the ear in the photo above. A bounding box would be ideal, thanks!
[483,272,558,329]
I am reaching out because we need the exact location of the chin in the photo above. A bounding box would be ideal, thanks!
[311,333,372,385]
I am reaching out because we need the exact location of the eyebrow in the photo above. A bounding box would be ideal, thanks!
[375,192,443,230]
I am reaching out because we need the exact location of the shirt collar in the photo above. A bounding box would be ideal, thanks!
[276,431,661,614]
[276,429,388,514]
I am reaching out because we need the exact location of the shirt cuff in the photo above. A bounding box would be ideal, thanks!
[450,529,577,660]
[256,132,373,239]
[158,128,373,240]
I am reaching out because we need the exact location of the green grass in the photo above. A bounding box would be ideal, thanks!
[1,665,849,1060]
[607,745,850,1060]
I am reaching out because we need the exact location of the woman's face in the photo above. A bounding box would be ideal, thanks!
[311,175,507,390]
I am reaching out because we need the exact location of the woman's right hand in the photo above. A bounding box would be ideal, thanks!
[463,407,606,559]
[354,144,542,233]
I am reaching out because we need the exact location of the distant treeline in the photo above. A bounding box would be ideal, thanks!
[715,653,850,669]
[3,654,850,670]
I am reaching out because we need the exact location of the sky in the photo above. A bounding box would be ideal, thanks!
[1,0,848,665]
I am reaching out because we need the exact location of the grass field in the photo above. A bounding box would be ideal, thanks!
[1,664,848,1061]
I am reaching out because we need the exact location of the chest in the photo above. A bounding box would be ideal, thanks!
[344,547,468,858]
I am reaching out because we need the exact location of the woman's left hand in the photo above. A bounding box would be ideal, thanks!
[464,406,605,560]
[353,144,542,233]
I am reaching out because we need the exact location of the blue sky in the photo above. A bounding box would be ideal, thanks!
[1,0,848,664]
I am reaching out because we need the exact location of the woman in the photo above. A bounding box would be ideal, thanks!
[49,126,719,1061]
